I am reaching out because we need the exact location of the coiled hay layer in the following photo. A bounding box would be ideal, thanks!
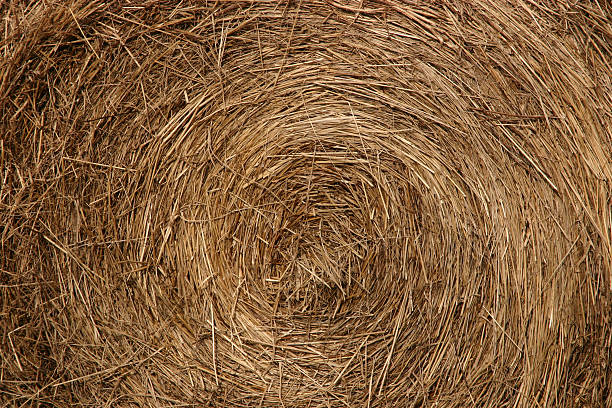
[1,1,611,407]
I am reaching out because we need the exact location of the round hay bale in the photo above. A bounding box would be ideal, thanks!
[1,0,610,406]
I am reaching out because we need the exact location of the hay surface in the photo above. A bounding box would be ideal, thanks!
[1,0,611,406]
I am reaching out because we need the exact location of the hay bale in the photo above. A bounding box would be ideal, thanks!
[1,0,610,406]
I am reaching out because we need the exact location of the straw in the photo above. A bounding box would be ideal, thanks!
[1,0,610,406]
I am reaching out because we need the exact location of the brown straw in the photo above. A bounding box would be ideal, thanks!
[1,1,610,406]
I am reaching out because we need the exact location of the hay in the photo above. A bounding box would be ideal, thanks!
[1,0,611,406]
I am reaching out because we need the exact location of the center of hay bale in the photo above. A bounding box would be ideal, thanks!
[238,155,420,317]
[184,110,423,323]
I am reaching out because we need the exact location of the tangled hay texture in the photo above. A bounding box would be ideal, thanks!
[1,0,611,406]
